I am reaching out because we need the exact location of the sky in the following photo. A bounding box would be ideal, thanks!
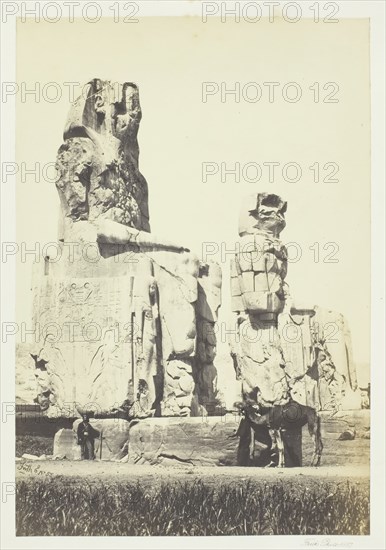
[15,17,370,387]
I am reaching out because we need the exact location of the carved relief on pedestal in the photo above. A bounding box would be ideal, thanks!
[86,328,130,414]
[31,334,69,414]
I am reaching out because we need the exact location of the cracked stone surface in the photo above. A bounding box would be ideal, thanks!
[230,193,360,413]
[127,416,240,466]
[53,419,131,460]
[30,246,222,418]
[56,79,150,239]
[230,193,292,410]
[25,79,223,419]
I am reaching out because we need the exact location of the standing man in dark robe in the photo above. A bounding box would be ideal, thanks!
[77,415,100,460]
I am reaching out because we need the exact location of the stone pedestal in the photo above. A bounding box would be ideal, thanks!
[127,416,240,466]
[49,410,369,466]
[19,78,365,470]
[29,241,221,419]
[31,244,150,417]
[53,419,131,460]
[73,418,130,460]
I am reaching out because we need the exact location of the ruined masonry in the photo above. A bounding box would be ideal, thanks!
[230,193,359,415]
[19,79,365,465]
[30,79,222,422]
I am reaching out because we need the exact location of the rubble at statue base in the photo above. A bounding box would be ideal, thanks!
[29,79,222,421]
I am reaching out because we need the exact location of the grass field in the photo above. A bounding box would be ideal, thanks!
[16,476,369,536]
[15,411,370,536]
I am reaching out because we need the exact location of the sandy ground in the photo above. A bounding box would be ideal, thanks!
[16,459,369,489]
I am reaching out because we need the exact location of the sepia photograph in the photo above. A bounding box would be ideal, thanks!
[0,1,385,548]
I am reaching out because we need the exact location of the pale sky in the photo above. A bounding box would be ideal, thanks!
[15,17,370,386]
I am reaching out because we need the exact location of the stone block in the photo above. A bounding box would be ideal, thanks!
[241,272,254,292]
[231,276,241,297]
[231,295,244,312]
[237,251,253,272]
[127,416,240,466]
[251,253,268,272]
[254,273,269,292]
[73,418,130,460]
[242,291,282,313]
[53,428,81,460]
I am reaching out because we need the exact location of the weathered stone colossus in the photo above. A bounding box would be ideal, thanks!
[230,193,360,421]
[30,79,222,419]
[230,193,293,413]
[56,78,150,237]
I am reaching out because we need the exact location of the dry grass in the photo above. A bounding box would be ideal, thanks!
[16,476,369,536]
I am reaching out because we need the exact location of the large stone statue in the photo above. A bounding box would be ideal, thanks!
[30,79,222,419]
[230,193,360,466]
[56,79,150,237]
[230,193,291,411]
